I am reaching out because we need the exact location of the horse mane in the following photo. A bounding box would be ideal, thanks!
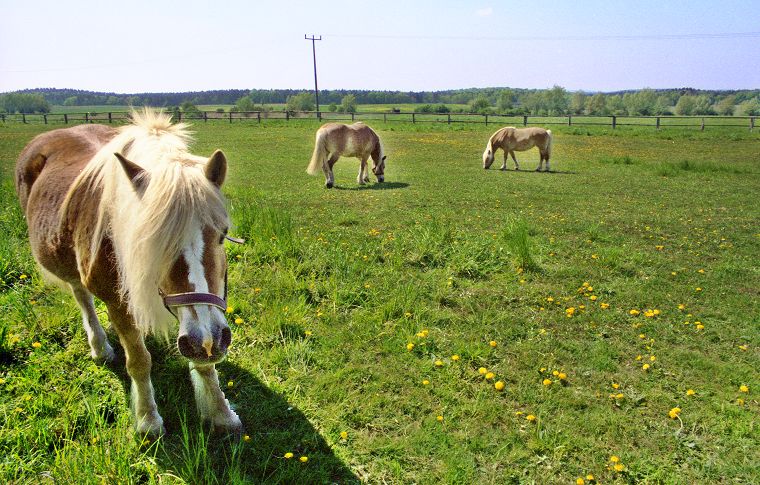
[61,109,229,336]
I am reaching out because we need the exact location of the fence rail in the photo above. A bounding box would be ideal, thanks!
[1,110,755,131]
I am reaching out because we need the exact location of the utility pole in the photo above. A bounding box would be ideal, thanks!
[305,34,322,119]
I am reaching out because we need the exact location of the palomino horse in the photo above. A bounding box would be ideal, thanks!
[15,110,242,437]
[483,126,553,171]
[307,122,386,188]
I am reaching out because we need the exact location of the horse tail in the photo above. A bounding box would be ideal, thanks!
[545,129,553,159]
[307,129,328,176]
[15,146,48,214]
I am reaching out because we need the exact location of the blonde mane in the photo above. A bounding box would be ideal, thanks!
[61,109,229,336]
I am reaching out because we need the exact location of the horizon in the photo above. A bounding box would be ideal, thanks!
[2,1,760,93]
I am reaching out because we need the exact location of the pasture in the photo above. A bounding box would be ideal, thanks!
[0,120,758,483]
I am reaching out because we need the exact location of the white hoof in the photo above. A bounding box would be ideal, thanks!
[91,341,116,364]
[136,412,165,438]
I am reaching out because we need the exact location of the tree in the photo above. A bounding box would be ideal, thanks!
[0,93,50,113]
[674,95,696,115]
[497,89,514,112]
[545,85,569,115]
[340,94,357,113]
[328,103,337,112]
[623,89,656,115]
[570,92,587,115]
[715,95,736,116]
[653,95,671,115]
[286,92,315,112]
[180,101,202,118]
[469,95,491,114]
[692,95,714,115]
[606,95,626,115]
[585,93,608,115]
[737,98,760,116]
[235,96,255,112]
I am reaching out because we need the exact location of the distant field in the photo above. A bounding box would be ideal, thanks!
[0,121,758,483]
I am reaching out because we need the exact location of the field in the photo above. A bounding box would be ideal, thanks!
[0,119,758,484]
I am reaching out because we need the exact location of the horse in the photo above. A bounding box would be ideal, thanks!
[482,126,553,172]
[15,109,242,437]
[306,122,386,188]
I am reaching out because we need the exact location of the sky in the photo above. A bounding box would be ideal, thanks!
[1,0,759,94]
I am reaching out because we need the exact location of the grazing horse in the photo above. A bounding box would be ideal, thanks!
[482,127,553,171]
[307,122,386,188]
[15,110,242,437]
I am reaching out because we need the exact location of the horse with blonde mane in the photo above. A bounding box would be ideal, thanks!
[483,126,553,172]
[307,122,386,188]
[15,110,242,437]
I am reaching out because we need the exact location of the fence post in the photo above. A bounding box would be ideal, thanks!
[108,112,112,123]
[286,111,290,122]
[412,113,415,124]
[568,115,572,126]
[44,114,48,124]
[383,113,387,123]
[64,114,68,124]
[612,116,616,129]
[523,115,528,126]
[485,114,488,125]
[22,113,26,124]
[229,111,233,123]
[257,111,261,124]
[85,112,89,123]
[448,113,451,125]
[656,117,660,130]
[351,112,355,122]
[701,118,705,131]
[751,117,755,131]
[204,111,207,122]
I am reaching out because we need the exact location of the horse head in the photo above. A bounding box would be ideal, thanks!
[483,145,495,169]
[115,149,233,364]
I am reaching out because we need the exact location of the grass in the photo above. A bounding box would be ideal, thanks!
[0,119,759,483]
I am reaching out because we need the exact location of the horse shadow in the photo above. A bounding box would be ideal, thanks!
[108,340,360,483]
[497,168,577,175]
[333,181,410,191]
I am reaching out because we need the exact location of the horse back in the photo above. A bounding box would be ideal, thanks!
[16,124,117,284]
[319,122,378,157]
[498,127,550,151]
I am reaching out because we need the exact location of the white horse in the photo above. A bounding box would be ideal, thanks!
[483,127,553,171]
[307,122,386,188]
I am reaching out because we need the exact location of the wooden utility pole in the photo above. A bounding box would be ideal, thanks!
[305,34,322,119]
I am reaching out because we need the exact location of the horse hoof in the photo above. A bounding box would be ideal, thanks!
[325,182,333,189]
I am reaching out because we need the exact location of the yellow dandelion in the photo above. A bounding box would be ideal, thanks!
[234,318,243,324]
[642,363,651,371]
[576,478,585,485]
[543,378,552,386]
[696,324,704,330]
[653,309,661,316]
[32,341,42,349]
[406,343,414,351]
[678,304,686,310]
[629,309,640,316]
[20,274,28,280]
[589,295,598,301]
[404,312,412,317]
[738,344,748,351]
[299,456,308,463]
[695,287,702,292]
[613,463,625,472]
[736,398,745,405]
[587,286,594,292]
[227,380,234,388]
[340,431,348,440]
[686,389,696,396]
[494,381,505,391]
[552,370,559,376]
[609,455,620,463]
[422,379,430,385]
[226,306,233,314]
[586,474,595,482]
[489,340,497,348]
[635,355,643,361]
[558,372,567,380]
[612,383,620,389]
[434,360,443,367]
[650,355,656,362]
[243,434,251,442]
[526,414,536,422]
[668,407,681,419]
[739,385,749,393]
[546,297,554,302]
[616,393,624,400]
[485,372,495,380]
[254,287,261,293]
[451,354,460,361]
[436,415,444,422]
[591,254,599,259]
[478,367,488,375]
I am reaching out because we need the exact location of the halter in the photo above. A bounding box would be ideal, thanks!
[159,235,244,319]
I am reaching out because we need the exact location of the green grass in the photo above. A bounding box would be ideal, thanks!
[1,119,759,483]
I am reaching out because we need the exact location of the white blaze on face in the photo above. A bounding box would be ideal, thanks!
[178,231,216,349]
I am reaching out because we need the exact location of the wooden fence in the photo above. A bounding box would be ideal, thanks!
[1,110,755,131]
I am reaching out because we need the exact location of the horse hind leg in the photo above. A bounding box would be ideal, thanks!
[323,154,338,188]
[358,157,368,184]
[70,282,115,363]
[510,151,520,170]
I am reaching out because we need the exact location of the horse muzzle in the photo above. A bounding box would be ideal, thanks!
[377,175,385,183]
[177,322,231,363]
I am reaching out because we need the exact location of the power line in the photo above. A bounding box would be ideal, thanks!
[324,31,760,42]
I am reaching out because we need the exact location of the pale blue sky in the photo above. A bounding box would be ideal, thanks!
[1,0,759,93]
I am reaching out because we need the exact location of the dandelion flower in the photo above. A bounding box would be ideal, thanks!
[489,340,497,348]
[406,343,414,351]
[616,393,624,400]
[243,434,251,442]
[284,452,294,459]
[552,370,559,376]
[494,381,505,391]
[686,389,696,396]
[678,304,686,310]
[340,431,348,440]
[234,318,243,324]
[589,295,598,301]
[576,478,585,485]
[695,287,702,292]
[434,360,443,367]
[738,344,748,351]
[736,398,745,405]
[32,342,42,349]
[600,302,610,309]
[526,414,536,422]
[609,455,620,463]
[642,363,650,371]
[451,354,460,361]
[668,407,681,419]
[558,372,567,380]
[635,355,643,361]
[629,309,640,316]
[478,367,487,375]
[422,379,430,385]
[739,385,749,393]
[436,415,444,422]
[484,372,495,380]
[613,463,625,472]
[650,356,656,362]
[226,306,233,314]
[227,381,234,388]
[543,378,552,386]
[612,383,620,389]
[299,456,308,463]
[586,474,595,482]
[696,324,704,330]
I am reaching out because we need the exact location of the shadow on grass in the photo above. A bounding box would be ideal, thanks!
[333,181,410,191]
[109,340,359,483]
[496,168,577,175]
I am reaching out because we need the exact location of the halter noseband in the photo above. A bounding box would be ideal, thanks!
[159,235,244,318]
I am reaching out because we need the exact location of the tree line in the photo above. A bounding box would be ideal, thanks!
[2,87,759,116]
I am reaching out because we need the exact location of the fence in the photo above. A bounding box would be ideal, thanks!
[1,110,755,131]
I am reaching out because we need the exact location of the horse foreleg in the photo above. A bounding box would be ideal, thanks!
[543,151,551,172]
[189,362,243,434]
[500,151,508,171]
[108,304,164,437]
[357,157,368,184]
[70,282,115,364]
[510,151,520,170]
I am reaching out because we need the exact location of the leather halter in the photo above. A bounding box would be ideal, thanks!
[159,235,244,318]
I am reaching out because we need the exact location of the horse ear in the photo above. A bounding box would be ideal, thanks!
[114,153,148,194]
[205,150,227,188]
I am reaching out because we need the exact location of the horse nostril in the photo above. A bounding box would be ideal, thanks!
[177,334,194,357]
[220,326,232,351]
